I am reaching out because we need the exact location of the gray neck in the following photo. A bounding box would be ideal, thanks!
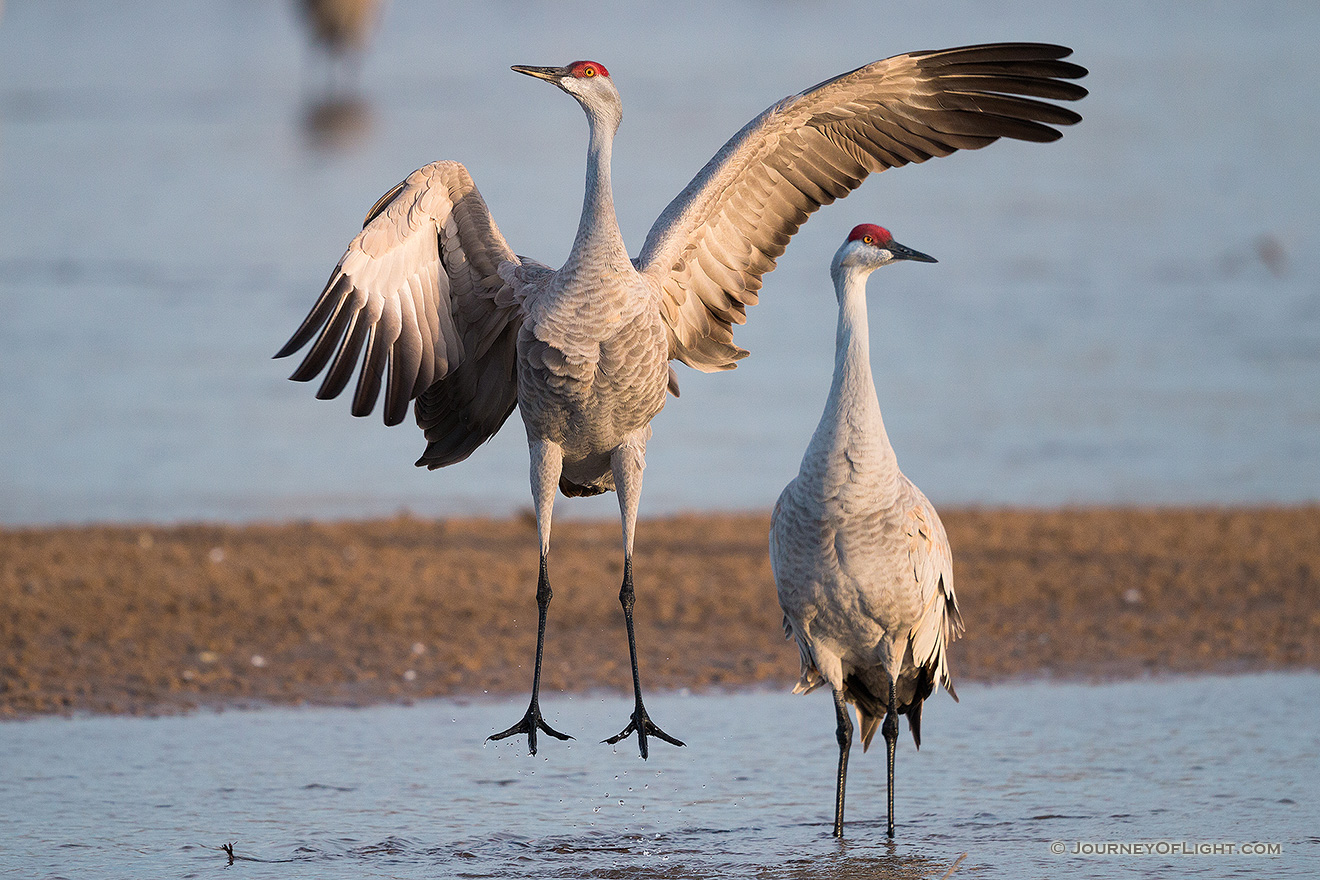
[566,112,630,273]
[801,264,901,499]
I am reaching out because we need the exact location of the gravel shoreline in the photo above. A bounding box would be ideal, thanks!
[2,507,1317,718]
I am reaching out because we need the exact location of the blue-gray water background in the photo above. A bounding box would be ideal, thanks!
[3,675,1318,879]
[2,7,1318,879]
[1,0,1317,524]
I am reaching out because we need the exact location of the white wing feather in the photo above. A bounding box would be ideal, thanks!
[277,160,522,426]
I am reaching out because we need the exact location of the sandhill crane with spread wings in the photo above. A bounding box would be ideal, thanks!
[276,45,1086,758]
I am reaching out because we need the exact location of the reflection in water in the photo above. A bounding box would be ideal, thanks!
[301,93,375,152]
[294,0,384,152]
[766,847,963,880]
[258,832,964,879]
[298,0,386,61]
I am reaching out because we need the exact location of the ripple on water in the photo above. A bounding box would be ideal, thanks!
[2,674,1317,878]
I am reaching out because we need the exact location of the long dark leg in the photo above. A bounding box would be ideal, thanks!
[603,558,685,758]
[488,441,572,754]
[602,440,683,759]
[488,555,572,754]
[883,677,900,838]
[832,688,853,838]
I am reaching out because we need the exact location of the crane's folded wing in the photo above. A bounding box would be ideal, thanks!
[905,495,963,696]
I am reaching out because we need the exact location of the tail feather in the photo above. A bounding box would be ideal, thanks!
[843,675,886,752]
[858,709,882,752]
[907,698,924,750]
[845,661,941,752]
[783,616,828,695]
[558,476,610,497]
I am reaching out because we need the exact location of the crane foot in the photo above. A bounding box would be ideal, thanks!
[488,701,573,756]
[603,699,684,759]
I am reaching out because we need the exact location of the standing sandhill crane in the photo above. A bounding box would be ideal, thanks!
[770,225,963,838]
[275,46,1085,759]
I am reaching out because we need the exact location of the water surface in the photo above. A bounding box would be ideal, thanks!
[0,1,1317,523]
[2,674,1316,878]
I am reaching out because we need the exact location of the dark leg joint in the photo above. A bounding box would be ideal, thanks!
[536,557,552,607]
[836,714,853,751]
[617,558,635,611]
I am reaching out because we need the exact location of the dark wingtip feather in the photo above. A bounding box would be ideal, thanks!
[908,699,923,750]
[275,272,350,360]
[273,339,300,360]
[317,312,370,401]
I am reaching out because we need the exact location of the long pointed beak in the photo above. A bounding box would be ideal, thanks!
[890,241,938,263]
[511,65,566,83]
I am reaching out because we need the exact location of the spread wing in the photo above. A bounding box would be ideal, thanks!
[414,259,552,469]
[275,160,526,429]
[638,42,1087,371]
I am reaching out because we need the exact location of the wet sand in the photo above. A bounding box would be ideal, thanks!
[1,507,1317,718]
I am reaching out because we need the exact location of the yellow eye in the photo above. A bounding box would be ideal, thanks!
[863,235,873,244]
[584,67,595,77]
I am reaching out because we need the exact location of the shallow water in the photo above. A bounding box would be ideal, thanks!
[2,674,1316,878]
[1,2,1318,524]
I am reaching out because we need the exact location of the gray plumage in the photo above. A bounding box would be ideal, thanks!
[770,225,964,838]
[275,46,1085,759]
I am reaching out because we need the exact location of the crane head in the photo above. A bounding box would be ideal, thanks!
[843,223,937,267]
[831,223,937,286]
[512,60,610,83]
[512,61,621,126]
